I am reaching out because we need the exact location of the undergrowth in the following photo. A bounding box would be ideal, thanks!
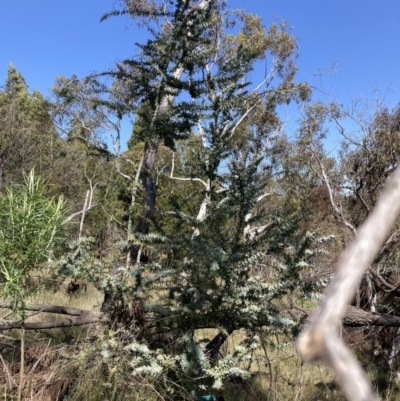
[1,286,400,400]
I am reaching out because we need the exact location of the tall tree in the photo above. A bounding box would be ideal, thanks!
[81,0,318,389]
[0,65,60,190]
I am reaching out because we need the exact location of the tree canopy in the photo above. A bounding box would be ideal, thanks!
[1,2,400,401]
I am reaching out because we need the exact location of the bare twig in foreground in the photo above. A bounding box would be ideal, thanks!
[297,165,400,401]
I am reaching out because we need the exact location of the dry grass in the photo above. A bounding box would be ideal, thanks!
[0,336,76,400]
[194,327,345,400]
[0,285,397,400]
[0,282,104,400]
[31,281,103,311]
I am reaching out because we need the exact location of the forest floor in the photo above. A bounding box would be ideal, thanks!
[0,284,396,400]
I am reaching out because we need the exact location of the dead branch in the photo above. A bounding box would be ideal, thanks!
[311,149,357,236]
[3,301,400,334]
[367,267,396,291]
[0,314,107,330]
[0,303,108,330]
[0,302,102,317]
[343,306,400,327]
[297,165,400,401]
[169,152,208,187]
[62,204,98,225]
[286,306,400,328]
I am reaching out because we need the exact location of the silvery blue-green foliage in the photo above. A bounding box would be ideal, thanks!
[57,238,99,280]
[277,231,335,301]
[56,237,113,296]
[136,139,336,390]
[60,225,335,394]
[96,328,258,391]
[54,1,322,395]
[179,333,211,375]
[55,147,335,391]
[56,235,178,324]
[203,335,261,387]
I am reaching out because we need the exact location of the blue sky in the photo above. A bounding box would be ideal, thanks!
[1,0,400,147]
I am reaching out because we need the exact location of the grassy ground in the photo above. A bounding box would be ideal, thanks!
[0,280,103,400]
[194,327,342,401]
[1,285,400,400]
[31,280,103,311]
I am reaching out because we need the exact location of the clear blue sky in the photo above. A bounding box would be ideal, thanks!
[1,0,400,144]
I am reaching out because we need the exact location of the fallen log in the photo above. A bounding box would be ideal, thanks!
[282,305,400,328]
[344,306,400,327]
[1,303,400,331]
[0,302,107,330]
[0,314,108,330]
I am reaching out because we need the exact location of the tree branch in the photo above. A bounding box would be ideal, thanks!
[0,314,107,330]
[3,302,400,336]
[286,306,400,328]
[62,204,98,225]
[311,149,357,236]
[0,302,104,317]
[0,302,108,330]
[169,152,207,187]
[297,164,400,401]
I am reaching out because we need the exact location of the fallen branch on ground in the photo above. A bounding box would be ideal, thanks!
[2,303,400,331]
[284,306,400,328]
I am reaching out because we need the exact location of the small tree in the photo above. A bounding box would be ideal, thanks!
[0,170,65,401]
[52,0,317,395]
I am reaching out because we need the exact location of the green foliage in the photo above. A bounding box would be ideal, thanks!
[0,170,65,311]
[55,0,322,394]
[0,66,60,190]
[0,2,343,400]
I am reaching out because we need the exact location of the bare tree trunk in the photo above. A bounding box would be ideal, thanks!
[17,324,25,401]
[205,331,229,365]
[101,127,164,312]
[78,190,90,241]
[125,149,145,268]
[388,328,400,373]
[135,141,158,235]
[0,164,3,192]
